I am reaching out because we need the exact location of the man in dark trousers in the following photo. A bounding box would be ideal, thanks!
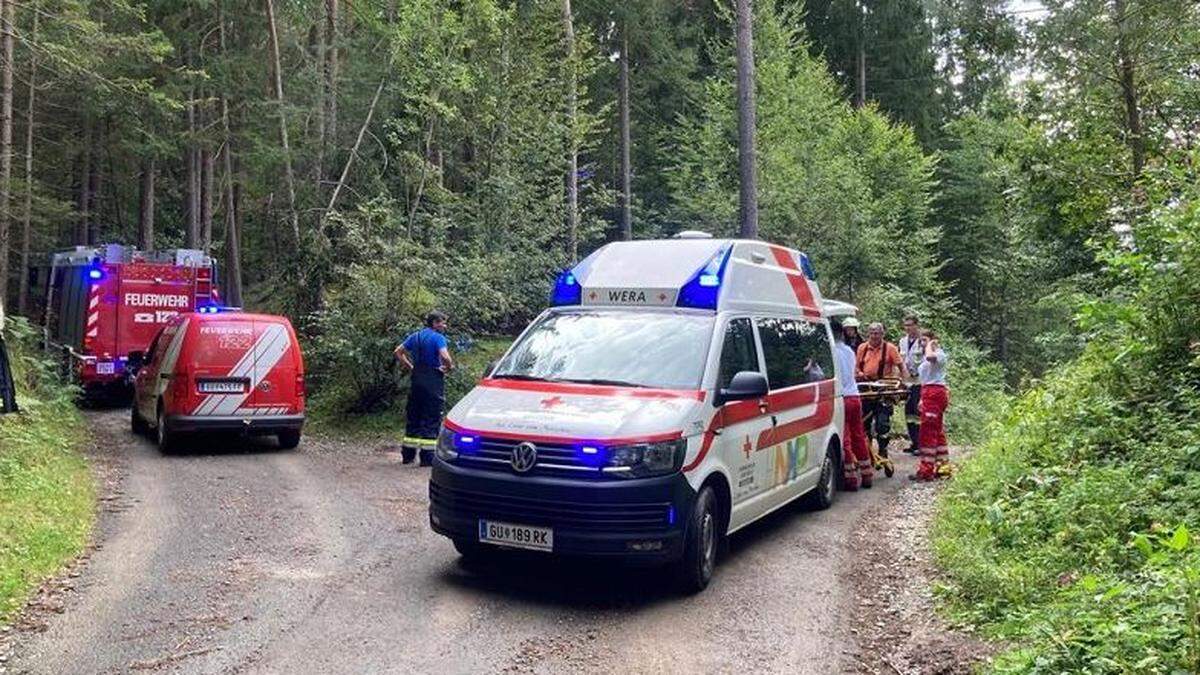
[394,311,454,466]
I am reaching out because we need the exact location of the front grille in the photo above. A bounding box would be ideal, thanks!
[429,482,671,532]
[456,437,614,478]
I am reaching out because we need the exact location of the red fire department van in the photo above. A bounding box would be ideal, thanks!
[130,310,305,452]
[35,244,219,396]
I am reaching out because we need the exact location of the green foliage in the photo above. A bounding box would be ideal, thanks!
[667,1,940,309]
[0,318,93,622]
[932,158,1200,672]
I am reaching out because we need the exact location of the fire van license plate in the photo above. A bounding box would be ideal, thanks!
[479,520,553,551]
[198,380,245,394]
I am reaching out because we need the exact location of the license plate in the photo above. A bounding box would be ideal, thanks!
[479,520,553,552]
[95,362,115,375]
[198,380,245,394]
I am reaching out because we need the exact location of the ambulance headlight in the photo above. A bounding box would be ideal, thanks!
[604,439,686,478]
[436,427,458,461]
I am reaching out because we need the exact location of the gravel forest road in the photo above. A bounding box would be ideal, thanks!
[8,410,917,675]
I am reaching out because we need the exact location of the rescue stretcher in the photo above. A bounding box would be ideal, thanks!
[856,378,909,479]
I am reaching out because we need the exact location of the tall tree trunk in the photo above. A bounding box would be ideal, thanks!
[734,0,759,238]
[219,3,242,307]
[75,120,91,245]
[618,26,632,241]
[265,0,301,246]
[138,159,155,251]
[184,33,200,248]
[324,0,338,169]
[201,147,214,252]
[16,3,35,314]
[0,0,13,304]
[86,151,100,245]
[1113,0,1144,182]
[562,0,578,261]
[855,0,866,109]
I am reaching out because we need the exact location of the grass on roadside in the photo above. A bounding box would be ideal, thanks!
[0,318,94,622]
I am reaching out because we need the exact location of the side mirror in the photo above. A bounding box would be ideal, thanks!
[717,370,769,405]
[126,350,146,373]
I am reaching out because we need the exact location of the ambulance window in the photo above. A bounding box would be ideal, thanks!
[492,310,713,390]
[756,318,834,389]
[717,318,759,390]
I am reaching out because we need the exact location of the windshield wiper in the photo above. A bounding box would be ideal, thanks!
[558,378,649,388]
[489,373,557,382]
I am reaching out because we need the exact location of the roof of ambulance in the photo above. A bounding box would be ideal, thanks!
[564,237,824,318]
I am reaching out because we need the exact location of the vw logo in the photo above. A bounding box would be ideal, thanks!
[511,442,538,473]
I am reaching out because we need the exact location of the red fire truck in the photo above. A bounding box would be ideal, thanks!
[37,244,219,396]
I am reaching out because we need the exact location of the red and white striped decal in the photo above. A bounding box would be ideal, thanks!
[191,323,291,417]
[682,379,836,472]
[85,284,102,340]
[768,246,822,319]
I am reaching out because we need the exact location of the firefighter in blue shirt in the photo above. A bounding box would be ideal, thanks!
[394,311,455,466]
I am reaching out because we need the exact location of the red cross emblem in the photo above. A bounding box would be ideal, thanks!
[658,292,668,302]
[588,291,597,300]
[540,396,564,409]
[742,436,753,459]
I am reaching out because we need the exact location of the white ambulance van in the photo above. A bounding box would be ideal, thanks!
[429,234,844,592]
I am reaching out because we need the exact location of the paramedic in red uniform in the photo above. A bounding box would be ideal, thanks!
[913,330,949,481]
[832,320,872,490]
[394,311,455,466]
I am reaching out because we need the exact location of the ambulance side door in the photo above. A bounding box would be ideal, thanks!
[712,316,775,533]
[754,317,836,511]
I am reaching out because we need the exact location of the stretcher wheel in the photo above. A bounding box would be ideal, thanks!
[884,463,895,478]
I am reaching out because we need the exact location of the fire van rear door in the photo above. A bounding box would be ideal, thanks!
[189,320,255,416]
[248,319,296,415]
[116,264,195,357]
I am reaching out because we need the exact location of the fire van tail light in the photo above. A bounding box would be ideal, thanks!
[295,373,306,397]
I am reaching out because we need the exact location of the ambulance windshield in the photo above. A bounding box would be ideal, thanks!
[492,310,714,390]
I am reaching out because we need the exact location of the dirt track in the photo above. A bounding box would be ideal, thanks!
[5,410,926,674]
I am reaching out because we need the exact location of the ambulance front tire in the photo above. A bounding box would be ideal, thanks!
[277,430,302,450]
[802,441,840,511]
[676,485,720,594]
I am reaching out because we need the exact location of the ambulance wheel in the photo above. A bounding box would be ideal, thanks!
[803,442,839,511]
[156,406,178,453]
[676,485,719,594]
[277,430,302,450]
[131,405,149,435]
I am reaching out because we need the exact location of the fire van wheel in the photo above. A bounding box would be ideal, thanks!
[802,442,839,511]
[156,407,178,454]
[130,405,149,435]
[675,485,719,594]
[277,430,302,450]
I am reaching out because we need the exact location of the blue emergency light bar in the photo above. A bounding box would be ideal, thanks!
[550,269,582,306]
[676,243,733,310]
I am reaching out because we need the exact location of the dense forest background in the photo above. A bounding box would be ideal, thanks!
[0,0,1196,409]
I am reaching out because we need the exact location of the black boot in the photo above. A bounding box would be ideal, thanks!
[418,449,433,467]
[401,446,416,464]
